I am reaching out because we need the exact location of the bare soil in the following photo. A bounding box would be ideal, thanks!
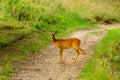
[10,24,120,80]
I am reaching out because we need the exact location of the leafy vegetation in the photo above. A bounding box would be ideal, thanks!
[0,0,120,80]
[80,28,120,80]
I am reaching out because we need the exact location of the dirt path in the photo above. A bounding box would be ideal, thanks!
[11,24,120,80]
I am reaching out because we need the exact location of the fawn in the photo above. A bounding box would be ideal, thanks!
[51,31,86,64]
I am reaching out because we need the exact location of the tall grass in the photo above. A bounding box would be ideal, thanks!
[62,0,120,23]
[80,28,120,80]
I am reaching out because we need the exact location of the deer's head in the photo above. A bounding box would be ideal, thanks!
[51,31,57,40]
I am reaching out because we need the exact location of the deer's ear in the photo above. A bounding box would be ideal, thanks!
[55,31,57,34]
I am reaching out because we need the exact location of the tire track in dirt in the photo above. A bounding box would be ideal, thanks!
[10,24,120,80]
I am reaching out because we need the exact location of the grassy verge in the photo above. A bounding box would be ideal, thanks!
[79,28,120,80]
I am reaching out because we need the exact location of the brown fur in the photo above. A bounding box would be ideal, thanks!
[52,31,86,64]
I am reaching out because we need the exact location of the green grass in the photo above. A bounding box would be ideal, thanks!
[0,0,120,80]
[79,28,120,80]
[62,0,120,23]
[0,21,32,47]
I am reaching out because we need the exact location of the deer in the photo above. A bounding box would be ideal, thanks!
[51,31,86,64]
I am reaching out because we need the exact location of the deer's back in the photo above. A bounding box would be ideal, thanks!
[55,38,81,49]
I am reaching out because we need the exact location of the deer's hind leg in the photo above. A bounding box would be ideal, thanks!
[74,49,80,63]
[73,46,86,63]
[78,47,87,59]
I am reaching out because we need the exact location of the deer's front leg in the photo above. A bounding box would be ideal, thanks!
[59,48,63,64]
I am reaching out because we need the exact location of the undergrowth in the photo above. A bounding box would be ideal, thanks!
[0,0,120,80]
[62,0,120,24]
[80,28,120,80]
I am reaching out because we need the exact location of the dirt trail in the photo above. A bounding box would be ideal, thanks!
[11,24,120,80]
